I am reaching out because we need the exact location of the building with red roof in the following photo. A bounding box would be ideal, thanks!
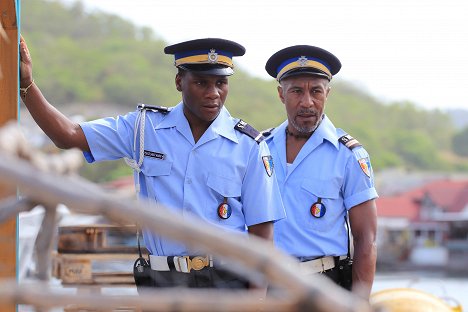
[376,179,468,268]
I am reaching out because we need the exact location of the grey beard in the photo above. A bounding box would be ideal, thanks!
[290,113,323,134]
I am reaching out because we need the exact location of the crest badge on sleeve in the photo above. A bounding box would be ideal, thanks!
[262,155,274,177]
[358,157,372,178]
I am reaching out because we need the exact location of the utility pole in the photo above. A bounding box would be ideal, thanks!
[0,0,18,311]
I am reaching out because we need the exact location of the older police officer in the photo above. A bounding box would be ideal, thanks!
[19,37,285,289]
[263,45,378,299]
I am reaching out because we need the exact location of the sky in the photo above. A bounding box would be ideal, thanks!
[68,0,468,111]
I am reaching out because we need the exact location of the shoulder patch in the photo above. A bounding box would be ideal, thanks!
[234,119,264,144]
[338,134,362,150]
[261,127,275,138]
[137,103,171,114]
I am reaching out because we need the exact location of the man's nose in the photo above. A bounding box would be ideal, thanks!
[206,84,220,99]
[300,92,314,108]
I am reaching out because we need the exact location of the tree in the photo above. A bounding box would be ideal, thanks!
[452,127,468,157]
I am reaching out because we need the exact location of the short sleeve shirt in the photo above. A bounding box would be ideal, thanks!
[265,115,378,259]
[80,103,285,256]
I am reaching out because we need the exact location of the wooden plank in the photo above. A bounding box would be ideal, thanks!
[64,305,140,312]
[0,1,18,312]
[0,0,18,116]
[58,224,147,254]
[0,0,18,280]
[63,285,140,312]
[52,252,139,285]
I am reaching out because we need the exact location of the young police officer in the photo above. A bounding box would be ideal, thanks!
[263,45,378,299]
[19,37,285,289]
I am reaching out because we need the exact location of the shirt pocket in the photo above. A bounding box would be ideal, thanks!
[140,157,173,176]
[140,157,173,200]
[301,178,340,232]
[206,173,243,226]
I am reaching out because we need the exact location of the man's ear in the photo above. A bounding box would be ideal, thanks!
[277,85,285,104]
[175,74,182,92]
[325,86,331,99]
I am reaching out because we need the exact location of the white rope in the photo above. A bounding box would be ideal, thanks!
[123,109,146,172]
[124,108,147,193]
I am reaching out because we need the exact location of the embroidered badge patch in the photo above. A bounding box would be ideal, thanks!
[217,203,232,219]
[262,155,274,177]
[358,157,372,178]
[310,202,326,218]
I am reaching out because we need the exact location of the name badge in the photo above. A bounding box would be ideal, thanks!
[144,150,165,160]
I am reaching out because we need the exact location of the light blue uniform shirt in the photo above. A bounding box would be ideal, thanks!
[265,115,378,259]
[80,103,285,256]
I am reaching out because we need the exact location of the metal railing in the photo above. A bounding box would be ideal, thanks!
[0,122,371,312]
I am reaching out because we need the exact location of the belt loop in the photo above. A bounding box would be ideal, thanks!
[173,256,188,273]
[178,256,190,273]
[174,256,182,272]
[333,256,340,267]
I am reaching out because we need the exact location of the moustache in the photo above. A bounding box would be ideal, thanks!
[297,109,317,116]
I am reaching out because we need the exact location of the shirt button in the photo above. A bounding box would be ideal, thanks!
[186,178,192,184]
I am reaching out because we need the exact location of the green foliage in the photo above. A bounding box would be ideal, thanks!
[228,72,286,130]
[23,0,176,105]
[326,82,456,171]
[393,131,442,169]
[452,127,468,157]
[79,159,132,183]
[21,0,468,181]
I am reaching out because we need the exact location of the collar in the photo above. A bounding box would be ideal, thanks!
[154,102,183,129]
[209,105,239,143]
[314,115,340,149]
[154,102,238,144]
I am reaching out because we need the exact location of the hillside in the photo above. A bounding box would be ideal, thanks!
[20,0,468,181]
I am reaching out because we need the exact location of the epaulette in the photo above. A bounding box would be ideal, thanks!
[338,134,362,150]
[234,119,264,144]
[261,127,275,138]
[137,103,171,114]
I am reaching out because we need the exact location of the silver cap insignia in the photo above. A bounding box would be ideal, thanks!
[208,49,218,64]
[297,56,308,67]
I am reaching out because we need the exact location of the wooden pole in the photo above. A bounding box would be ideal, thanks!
[0,1,18,312]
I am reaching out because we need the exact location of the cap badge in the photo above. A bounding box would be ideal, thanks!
[297,56,308,67]
[208,48,218,64]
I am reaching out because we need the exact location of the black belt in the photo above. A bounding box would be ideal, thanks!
[298,255,348,274]
[149,255,214,273]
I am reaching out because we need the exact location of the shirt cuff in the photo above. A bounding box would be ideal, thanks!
[344,188,378,209]
[83,150,95,163]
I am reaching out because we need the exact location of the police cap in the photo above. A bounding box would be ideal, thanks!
[265,45,341,81]
[164,38,246,76]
